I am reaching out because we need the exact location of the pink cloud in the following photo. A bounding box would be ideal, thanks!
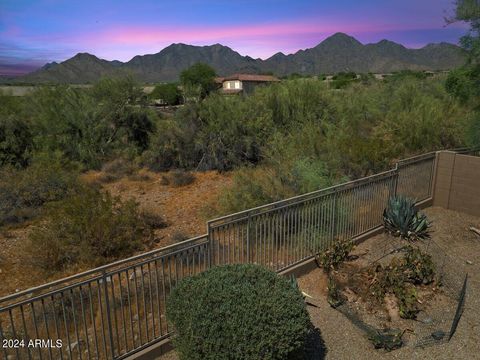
[19,17,469,62]
[97,21,406,46]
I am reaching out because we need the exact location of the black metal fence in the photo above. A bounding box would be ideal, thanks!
[0,151,439,359]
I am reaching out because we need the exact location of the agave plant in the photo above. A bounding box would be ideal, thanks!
[383,196,430,241]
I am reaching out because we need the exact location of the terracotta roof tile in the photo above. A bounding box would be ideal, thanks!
[222,74,280,82]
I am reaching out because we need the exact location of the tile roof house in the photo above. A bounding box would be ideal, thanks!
[215,74,280,95]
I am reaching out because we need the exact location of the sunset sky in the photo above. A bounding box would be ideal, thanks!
[0,0,469,76]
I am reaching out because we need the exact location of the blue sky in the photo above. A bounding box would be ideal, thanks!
[0,0,469,75]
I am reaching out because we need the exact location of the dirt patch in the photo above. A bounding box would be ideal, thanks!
[93,169,231,246]
[0,169,231,297]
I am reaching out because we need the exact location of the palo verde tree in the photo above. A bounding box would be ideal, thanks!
[180,63,217,99]
[150,83,181,105]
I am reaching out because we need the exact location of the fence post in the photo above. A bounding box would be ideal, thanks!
[207,224,213,268]
[332,190,338,243]
[393,164,399,198]
[246,213,251,263]
[102,270,116,360]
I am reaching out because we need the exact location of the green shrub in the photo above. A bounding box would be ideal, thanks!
[383,196,430,241]
[25,187,152,271]
[167,264,310,360]
[396,284,419,319]
[180,63,217,98]
[0,154,80,226]
[327,275,345,308]
[370,260,419,319]
[0,115,33,168]
[369,247,434,320]
[316,240,354,272]
[402,245,435,285]
[149,83,180,106]
[28,78,155,169]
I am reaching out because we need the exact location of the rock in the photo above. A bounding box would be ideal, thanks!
[431,330,446,341]
[421,317,434,325]
[385,294,400,321]
[466,260,473,265]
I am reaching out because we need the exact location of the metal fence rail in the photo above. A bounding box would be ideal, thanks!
[208,169,398,272]
[0,235,209,360]
[0,150,445,360]
[397,152,436,202]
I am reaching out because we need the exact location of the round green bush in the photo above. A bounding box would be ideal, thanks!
[166,264,310,360]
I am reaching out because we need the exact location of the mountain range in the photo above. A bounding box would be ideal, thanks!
[9,33,466,84]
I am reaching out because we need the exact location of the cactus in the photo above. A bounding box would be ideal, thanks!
[383,196,430,241]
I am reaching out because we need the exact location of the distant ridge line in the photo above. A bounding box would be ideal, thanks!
[8,32,466,84]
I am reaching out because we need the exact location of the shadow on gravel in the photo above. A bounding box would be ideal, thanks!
[303,326,328,360]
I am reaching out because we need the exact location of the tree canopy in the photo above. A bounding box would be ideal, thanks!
[180,63,217,98]
[150,83,180,105]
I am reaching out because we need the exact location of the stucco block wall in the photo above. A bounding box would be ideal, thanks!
[433,152,480,217]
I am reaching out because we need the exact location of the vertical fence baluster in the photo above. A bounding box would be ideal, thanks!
[0,319,8,360]
[101,271,115,360]
[19,305,32,360]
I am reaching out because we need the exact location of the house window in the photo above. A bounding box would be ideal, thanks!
[224,81,242,90]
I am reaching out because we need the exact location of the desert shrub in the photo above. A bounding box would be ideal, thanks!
[369,247,434,320]
[396,284,419,319]
[402,245,435,285]
[25,187,151,271]
[252,80,332,129]
[194,94,273,170]
[171,231,189,243]
[0,154,80,226]
[28,78,156,169]
[141,209,167,229]
[327,275,345,308]
[316,240,354,272]
[167,264,310,360]
[29,86,108,168]
[368,329,404,351]
[330,72,358,89]
[213,160,342,217]
[383,196,430,241]
[169,170,195,187]
[143,94,273,172]
[370,260,419,319]
[0,115,33,168]
[99,158,137,183]
[141,106,202,171]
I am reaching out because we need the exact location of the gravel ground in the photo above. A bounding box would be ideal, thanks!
[156,207,480,360]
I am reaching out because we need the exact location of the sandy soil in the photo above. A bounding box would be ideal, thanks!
[0,169,231,297]
[157,207,480,360]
